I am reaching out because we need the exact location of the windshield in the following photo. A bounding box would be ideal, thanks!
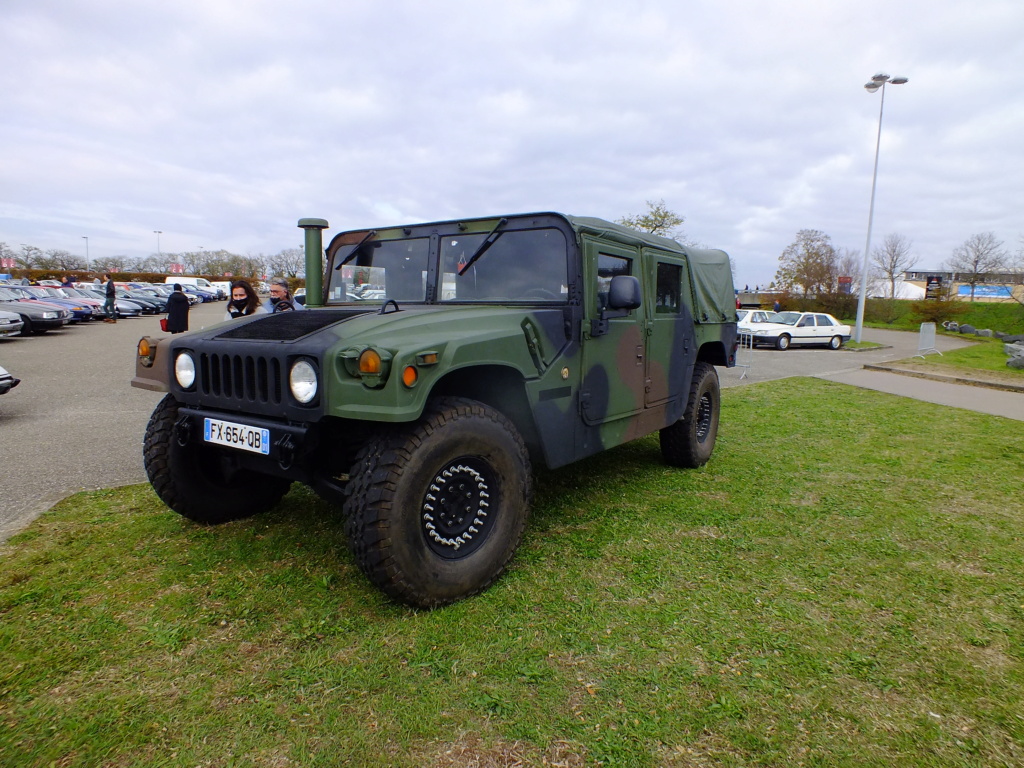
[771,312,800,326]
[440,228,567,303]
[326,227,570,305]
[328,237,431,303]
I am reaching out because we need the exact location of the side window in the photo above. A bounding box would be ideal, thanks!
[597,253,631,311]
[815,314,834,326]
[797,316,813,327]
[655,262,682,314]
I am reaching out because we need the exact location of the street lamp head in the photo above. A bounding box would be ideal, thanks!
[871,73,890,83]
[864,82,881,92]
[890,76,908,85]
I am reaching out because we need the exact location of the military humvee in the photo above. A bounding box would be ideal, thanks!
[132,213,737,607]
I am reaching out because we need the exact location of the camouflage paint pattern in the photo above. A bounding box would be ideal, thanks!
[132,212,736,474]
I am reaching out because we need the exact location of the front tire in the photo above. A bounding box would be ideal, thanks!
[344,397,532,608]
[775,334,791,350]
[660,362,721,468]
[143,394,292,524]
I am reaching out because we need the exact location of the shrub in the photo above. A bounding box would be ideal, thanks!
[910,298,970,325]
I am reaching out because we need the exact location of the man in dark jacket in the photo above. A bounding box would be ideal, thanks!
[165,283,190,334]
[103,274,117,323]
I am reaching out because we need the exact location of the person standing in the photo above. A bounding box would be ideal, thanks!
[225,279,268,321]
[263,277,304,313]
[773,299,781,313]
[102,273,117,323]
[165,283,190,334]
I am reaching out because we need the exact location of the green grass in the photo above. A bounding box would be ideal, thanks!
[3,379,1024,766]
[843,340,884,350]
[914,337,1024,380]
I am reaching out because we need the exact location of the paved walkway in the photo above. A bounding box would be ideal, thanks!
[815,328,1024,422]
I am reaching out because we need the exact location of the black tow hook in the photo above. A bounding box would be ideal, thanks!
[276,434,297,471]
[174,415,192,447]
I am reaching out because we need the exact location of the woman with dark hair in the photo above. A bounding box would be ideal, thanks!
[165,283,190,334]
[225,279,268,321]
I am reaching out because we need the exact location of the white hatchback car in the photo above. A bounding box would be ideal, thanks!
[748,311,852,350]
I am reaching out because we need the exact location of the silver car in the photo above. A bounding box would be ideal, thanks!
[0,363,20,396]
[0,309,24,337]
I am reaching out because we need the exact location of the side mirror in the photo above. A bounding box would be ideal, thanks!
[608,275,642,310]
[592,275,642,336]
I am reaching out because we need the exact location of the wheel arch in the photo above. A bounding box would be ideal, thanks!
[427,364,542,465]
[696,339,730,366]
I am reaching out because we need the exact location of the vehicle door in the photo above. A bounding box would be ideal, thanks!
[814,314,839,340]
[580,238,645,424]
[642,252,695,407]
[793,314,817,344]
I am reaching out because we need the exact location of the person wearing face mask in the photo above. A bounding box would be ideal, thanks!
[224,279,267,321]
[263,277,304,313]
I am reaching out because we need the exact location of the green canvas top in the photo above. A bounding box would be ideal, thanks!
[564,215,735,324]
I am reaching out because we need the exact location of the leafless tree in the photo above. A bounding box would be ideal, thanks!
[266,247,305,278]
[18,245,44,268]
[91,255,129,273]
[947,232,1007,301]
[872,233,917,299]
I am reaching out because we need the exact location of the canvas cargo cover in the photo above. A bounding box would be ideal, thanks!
[683,247,735,323]
[565,215,734,324]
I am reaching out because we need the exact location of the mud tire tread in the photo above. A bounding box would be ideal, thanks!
[343,397,532,608]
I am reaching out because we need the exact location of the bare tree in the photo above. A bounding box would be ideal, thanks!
[947,232,1007,301]
[617,199,686,241]
[19,245,44,268]
[266,247,304,278]
[872,233,917,299]
[91,255,128,274]
[774,229,838,298]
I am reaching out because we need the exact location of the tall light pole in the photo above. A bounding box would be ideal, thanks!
[154,230,162,258]
[854,72,908,343]
[82,236,90,264]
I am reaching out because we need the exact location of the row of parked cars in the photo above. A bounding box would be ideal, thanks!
[0,278,227,400]
[0,279,228,336]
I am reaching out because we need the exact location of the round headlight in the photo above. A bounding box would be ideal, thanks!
[290,359,318,404]
[175,352,196,389]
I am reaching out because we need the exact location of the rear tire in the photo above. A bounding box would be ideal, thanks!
[344,397,532,608]
[660,362,721,468]
[143,394,292,524]
[828,335,842,350]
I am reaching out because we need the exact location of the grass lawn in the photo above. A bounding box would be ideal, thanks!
[2,378,1023,767]
[891,338,1024,388]
[925,339,1024,376]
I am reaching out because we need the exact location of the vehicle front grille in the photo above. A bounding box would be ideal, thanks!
[198,352,283,406]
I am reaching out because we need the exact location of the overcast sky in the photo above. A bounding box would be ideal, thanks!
[2,0,1022,285]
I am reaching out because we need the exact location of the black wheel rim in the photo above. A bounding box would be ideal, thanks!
[695,392,713,443]
[421,456,497,559]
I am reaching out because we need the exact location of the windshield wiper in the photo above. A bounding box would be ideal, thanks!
[334,230,378,270]
[457,218,507,276]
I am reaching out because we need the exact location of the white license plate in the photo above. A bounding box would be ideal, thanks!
[203,417,271,455]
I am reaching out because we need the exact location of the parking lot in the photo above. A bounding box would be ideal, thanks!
[0,300,228,541]
[0,306,976,542]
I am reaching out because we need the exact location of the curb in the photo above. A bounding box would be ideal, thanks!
[864,363,1024,394]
